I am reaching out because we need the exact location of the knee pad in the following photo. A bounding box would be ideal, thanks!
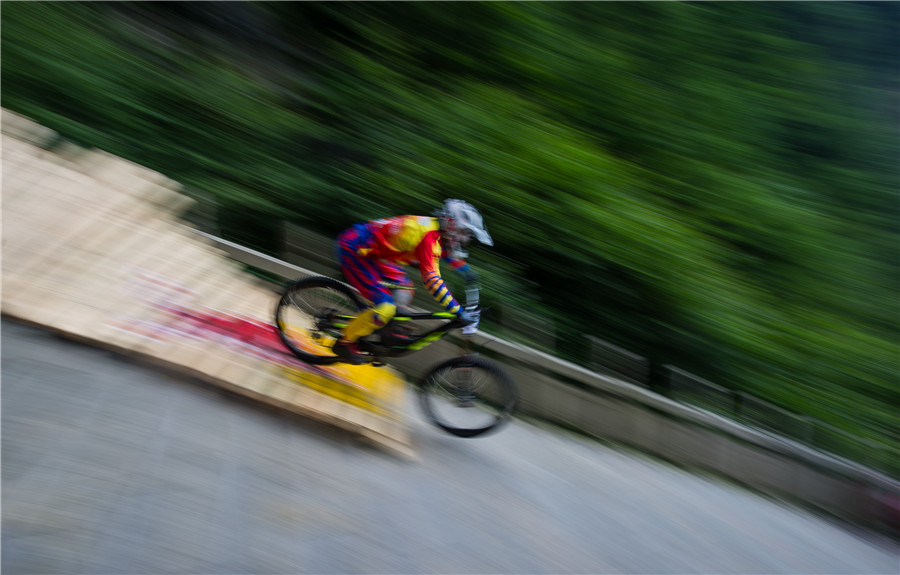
[392,288,414,310]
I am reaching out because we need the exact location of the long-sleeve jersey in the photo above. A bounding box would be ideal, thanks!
[355,215,468,313]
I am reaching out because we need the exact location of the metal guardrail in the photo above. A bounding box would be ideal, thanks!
[665,365,895,475]
[587,335,650,387]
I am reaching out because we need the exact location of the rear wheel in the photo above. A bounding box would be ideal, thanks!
[419,356,518,437]
[275,276,367,364]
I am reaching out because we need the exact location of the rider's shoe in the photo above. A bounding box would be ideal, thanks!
[332,340,365,365]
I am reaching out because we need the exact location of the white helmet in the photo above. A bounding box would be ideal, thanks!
[438,199,493,246]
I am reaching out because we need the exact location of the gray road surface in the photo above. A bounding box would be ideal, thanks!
[2,319,897,574]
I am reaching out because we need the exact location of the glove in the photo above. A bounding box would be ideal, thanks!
[458,307,481,335]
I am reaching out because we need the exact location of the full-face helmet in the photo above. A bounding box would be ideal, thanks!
[437,199,493,252]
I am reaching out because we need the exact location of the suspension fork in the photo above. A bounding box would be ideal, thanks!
[454,335,478,406]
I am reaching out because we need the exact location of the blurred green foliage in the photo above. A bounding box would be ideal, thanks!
[3,2,897,471]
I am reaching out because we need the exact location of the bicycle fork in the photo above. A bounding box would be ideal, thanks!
[454,337,478,407]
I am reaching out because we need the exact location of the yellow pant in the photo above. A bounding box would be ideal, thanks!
[343,302,397,342]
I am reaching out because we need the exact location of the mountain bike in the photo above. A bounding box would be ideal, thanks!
[274,275,518,437]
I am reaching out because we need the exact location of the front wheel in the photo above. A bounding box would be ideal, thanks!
[418,356,518,437]
[274,276,367,365]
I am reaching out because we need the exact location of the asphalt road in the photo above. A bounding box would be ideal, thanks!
[2,319,897,574]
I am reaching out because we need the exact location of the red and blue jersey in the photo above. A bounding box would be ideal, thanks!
[337,216,468,313]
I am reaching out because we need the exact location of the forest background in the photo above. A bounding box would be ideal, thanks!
[3,2,897,473]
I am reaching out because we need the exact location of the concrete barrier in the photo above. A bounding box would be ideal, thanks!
[195,232,900,534]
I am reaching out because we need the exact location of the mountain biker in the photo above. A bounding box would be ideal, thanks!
[332,199,492,364]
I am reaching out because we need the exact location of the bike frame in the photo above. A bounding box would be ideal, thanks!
[330,310,464,359]
[384,312,463,352]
